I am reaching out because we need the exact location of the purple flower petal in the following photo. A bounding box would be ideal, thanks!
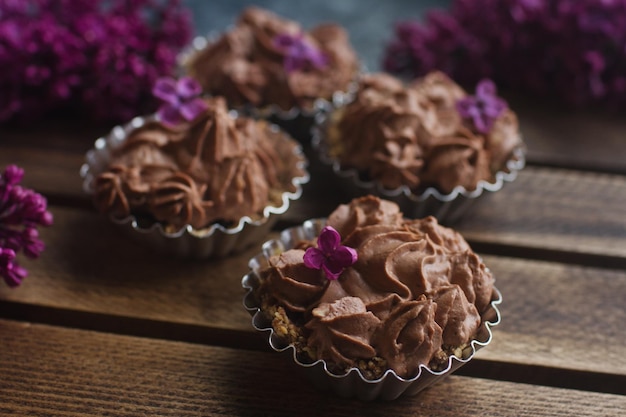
[317,226,341,253]
[153,76,207,126]
[330,245,358,268]
[483,100,505,118]
[39,210,54,227]
[176,76,202,98]
[473,115,489,134]
[157,103,182,126]
[3,262,27,287]
[152,77,179,104]
[21,227,44,258]
[301,225,358,280]
[2,165,24,185]
[303,247,325,269]
[273,33,299,49]
[273,31,328,73]
[0,248,16,265]
[476,79,497,97]
[321,263,342,281]
[0,248,26,287]
[456,78,507,134]
[456,97,476,118]
[179,98,208,122]
[308,51,329,69]
[0,164,52,288]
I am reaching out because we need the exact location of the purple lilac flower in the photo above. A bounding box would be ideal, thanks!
[153,77,208,126]
[303,226,357,280]
[383,0,626,109]
[0,248,26,287]
[0,0,193,124]
[457,79,508,134]
[0,165,53,288]
[273,32,329,73]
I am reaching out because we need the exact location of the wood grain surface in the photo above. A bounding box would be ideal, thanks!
[4,161,624,261]
[510,94,626,174]
[1,205,625,385]
[2,86,626,415]
[2,319,625,417]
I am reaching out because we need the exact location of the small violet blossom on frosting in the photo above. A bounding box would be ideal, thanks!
[273,32,328,73]
[153,76,208,127]
[303,226,357,280]
[456,79,508,134]
[0,165,53,288]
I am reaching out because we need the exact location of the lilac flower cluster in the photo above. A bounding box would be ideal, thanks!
[0,0,193,124]
[0,165,53,287]
[383,0,626,108]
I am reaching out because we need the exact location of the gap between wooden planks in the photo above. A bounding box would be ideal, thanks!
[1,319,625,416]
[1,206,625,391]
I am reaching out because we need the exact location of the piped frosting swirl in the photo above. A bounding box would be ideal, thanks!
[257,196,495,378]
[92,97,306,230]
[325,72,522,194]
[185,7,359,111]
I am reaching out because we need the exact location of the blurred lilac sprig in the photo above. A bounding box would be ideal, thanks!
[383,0,626,108]
[0,165,53,288]
[0,0,193,124]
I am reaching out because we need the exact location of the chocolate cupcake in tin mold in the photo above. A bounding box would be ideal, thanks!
[81,80,309,258]
[243,196,501,400]
[312,72,525,224]
[180,7,360,143]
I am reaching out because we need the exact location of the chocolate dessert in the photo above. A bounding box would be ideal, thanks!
[253,196,496,379]
[92,97,307,231]
[322,72,523,194]
[184,7,359,112]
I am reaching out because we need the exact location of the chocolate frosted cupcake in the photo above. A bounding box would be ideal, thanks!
[181,6,359,132]
[313,71,525,223]
[81,96,309,258]
[183,6,359,113]
[243,196,501,400]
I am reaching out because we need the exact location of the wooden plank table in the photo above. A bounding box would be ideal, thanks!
[1,96,626,415]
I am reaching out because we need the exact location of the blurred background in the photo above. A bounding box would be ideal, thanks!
[4,1,622,125]
[182,0,451,72]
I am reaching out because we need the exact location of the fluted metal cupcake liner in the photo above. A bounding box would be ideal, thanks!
[311,110,526,225]
[242,219,502,401]
[80,114,309,259]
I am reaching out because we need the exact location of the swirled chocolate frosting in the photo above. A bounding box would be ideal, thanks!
[185,7,359,111]
[93,97,306,230]
[325,72,522,194]
[257,196,494,378]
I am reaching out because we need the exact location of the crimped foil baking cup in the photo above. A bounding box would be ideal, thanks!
[311,110,526,225]
[80,114,309,259]
[177,34,360,143]
[242,219,502,401]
